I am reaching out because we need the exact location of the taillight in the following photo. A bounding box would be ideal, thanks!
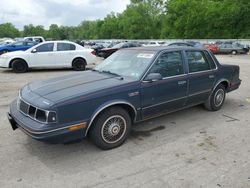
[91,50,96,55]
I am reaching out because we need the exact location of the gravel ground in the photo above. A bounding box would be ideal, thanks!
[0,55,250,188]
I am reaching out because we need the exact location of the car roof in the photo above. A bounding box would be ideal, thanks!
[123,46,205,52]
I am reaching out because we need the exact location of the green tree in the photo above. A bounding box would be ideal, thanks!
[0,23,20,38]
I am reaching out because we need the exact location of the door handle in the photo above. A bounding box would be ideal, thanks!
[209,75,215,79]
[178,80,187,85]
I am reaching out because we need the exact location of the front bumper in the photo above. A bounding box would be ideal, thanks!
[8,100,87,144]
[0,57,9,68]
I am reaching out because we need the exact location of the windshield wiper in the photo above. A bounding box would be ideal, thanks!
[101,70,123,79]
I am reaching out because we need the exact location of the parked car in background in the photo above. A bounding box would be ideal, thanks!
[0,41,37,55]
[0,38,15,45]
[203,43,219,54]
[0,41,97,73]
[97,42,141,58]
[24,36,45,43]
[217,42,248,55]
[168,42,197,47]
[8,46,241,149]
[143,41,165,47]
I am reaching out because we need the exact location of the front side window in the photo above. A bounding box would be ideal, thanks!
[57,43,76,51]
[13,42,24,46]
[35,43,54,52]
[186,51,210,73]
[148,51,184,77]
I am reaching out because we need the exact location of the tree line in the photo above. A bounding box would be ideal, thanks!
[0,0,249,40]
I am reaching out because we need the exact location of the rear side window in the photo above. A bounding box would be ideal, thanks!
[186,51,210,73]
[35,43,54,52]
[57,43,76,51]
[149,51,184,77]
[204,51,216,69]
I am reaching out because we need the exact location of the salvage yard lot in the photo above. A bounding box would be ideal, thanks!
[0,55,250,187]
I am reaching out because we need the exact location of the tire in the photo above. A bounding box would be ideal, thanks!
[231,50,237,55]
[72,58,86,71]
[12,59,28,73]
[89,107,132,150]
[204,84,226,111]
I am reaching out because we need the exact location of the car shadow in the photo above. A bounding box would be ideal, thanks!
[21,98,245,176]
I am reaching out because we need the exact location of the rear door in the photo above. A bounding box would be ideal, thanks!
[55,42,76,67]
[141,50,188,119]
[185,50,217,105]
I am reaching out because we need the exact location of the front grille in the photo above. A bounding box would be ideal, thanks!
[18,98,48,123]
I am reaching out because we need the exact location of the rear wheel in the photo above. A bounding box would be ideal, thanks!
[204,84,226,111]
[89,107,132,150]
[231,50,237,55]
[11,59,28,73]
[72,58,86,71]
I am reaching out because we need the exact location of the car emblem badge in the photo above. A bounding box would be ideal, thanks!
[128,91,140,97]
[43,100,50,105]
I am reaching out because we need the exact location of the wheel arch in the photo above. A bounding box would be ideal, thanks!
[72,57,87,66]
[9,58,28,68]
[212,79,230,92]
[85,101,137,136]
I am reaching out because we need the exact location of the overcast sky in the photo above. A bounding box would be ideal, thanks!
[0,0,130,29]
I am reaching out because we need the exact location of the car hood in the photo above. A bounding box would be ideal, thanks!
[3,50,26,56]
[26,71,135,104]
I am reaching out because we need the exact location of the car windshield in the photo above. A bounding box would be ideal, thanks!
[94,50,156,80]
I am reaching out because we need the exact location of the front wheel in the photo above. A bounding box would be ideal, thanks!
[12,59,28,73]
[89,107,132,150]
[204,84,226,111]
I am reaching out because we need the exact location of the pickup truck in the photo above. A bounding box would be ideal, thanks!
[8,47,241,149]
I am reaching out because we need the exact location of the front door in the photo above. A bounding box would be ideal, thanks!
[29,43,55,67]
[141,51,188,119]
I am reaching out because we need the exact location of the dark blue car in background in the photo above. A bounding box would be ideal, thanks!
[8,47,241,149]
[0,41,37,55]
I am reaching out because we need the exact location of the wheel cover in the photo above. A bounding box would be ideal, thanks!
[214,89,225,107]
[75,60,84,69]
[101,115,127,144]
[15,63,25,72]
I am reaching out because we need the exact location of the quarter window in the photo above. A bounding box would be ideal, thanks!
[204,51,216,69]
[35,43,54,52]
[186,51,210,73]
[57,43,76,51]
[149,51,184,77]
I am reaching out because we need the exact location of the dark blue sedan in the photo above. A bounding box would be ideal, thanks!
[0,41,37,55]
[8,47,241,149]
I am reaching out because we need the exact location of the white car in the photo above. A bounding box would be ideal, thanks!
[0,41,98,73]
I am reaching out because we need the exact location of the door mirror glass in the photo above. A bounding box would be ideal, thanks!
[31,49,37,53]
[144,73,163,81]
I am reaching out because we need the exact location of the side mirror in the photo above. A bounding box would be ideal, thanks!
[144,73,163,82]
[31,49,37,53]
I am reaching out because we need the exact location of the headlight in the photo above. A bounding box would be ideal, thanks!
[17,95,57,124]
[0,54,9,59]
